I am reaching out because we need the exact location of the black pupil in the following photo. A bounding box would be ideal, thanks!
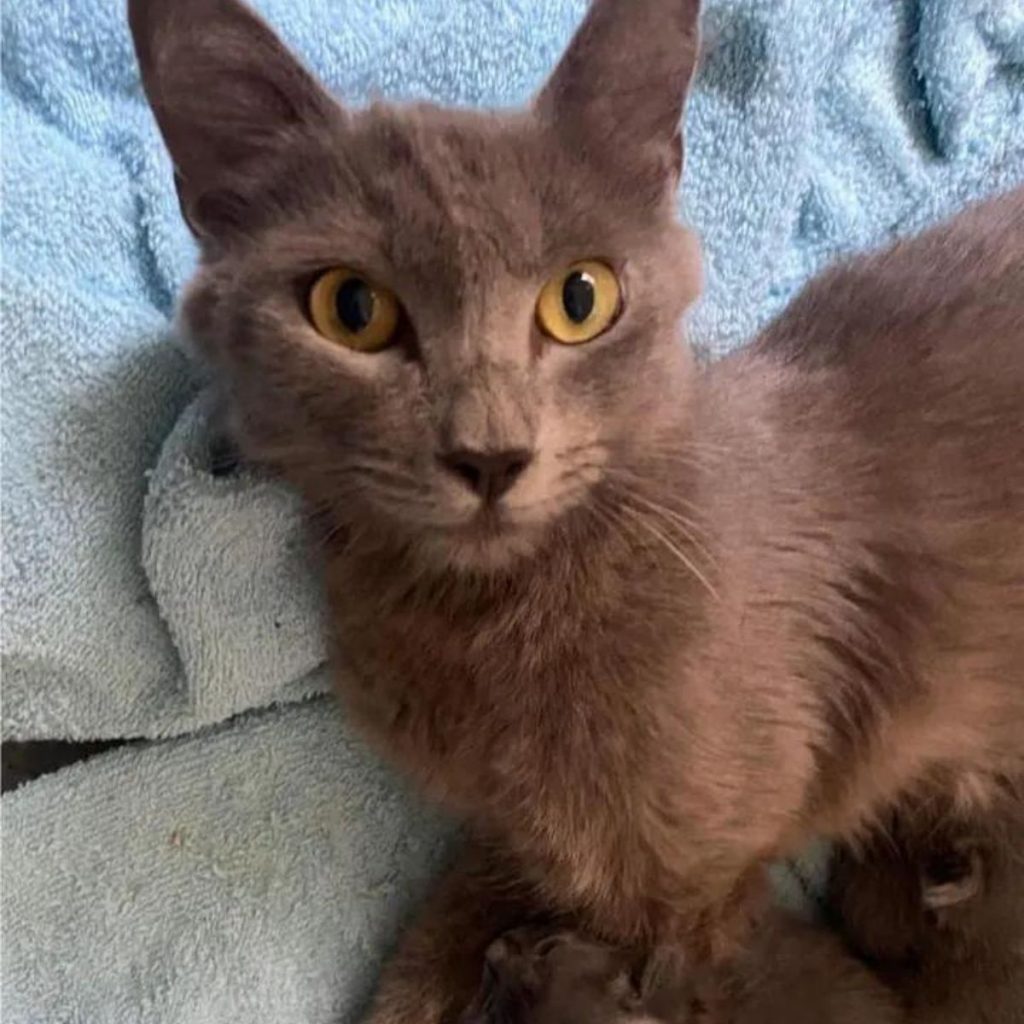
[336,278,375,333]
[562,270,595,324]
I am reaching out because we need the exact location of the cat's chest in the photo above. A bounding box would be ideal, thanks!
[327,570,683,809]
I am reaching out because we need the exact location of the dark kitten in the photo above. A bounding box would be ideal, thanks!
[129,0,1024,1020]
[831,790,1024,1024]
[463,912,903,1024]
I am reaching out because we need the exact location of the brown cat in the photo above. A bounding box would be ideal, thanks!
[461,913,903,1024]
[129,0,1024,1020]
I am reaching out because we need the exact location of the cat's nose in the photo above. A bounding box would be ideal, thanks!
[439,447,533,503]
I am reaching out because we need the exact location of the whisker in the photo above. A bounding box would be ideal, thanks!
[608,498,719,600]
[554,441,608,463]
[617,490,717,564]
[345,463,423,489]
[585,493,627,540]
[645,436,733,456]
[605,474,714,545]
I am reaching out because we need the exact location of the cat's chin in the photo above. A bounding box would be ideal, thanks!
[420,517,547,575]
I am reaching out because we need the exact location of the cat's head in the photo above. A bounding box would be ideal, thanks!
[130,0,703,573]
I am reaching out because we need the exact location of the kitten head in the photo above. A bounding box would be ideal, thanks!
[461,927,696,1024]
[130,0,703,573]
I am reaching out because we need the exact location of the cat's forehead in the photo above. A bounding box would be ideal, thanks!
[232,97,680,328]
[304,102,653,284]
[354,104,552,277]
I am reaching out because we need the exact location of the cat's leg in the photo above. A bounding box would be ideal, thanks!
[365,839,545,1024]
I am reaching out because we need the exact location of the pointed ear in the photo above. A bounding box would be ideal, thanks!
[535,0,701,187]
[129,0,340,239]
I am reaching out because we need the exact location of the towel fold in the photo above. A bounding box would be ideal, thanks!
[142,397,330,724]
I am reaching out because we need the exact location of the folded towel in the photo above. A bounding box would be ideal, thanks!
[3,0,1023,742]
[142,397,330,724]
[1,698,456,1024]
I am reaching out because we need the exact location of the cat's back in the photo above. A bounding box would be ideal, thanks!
[754,187,1024,375]
[748,187,1024,510]
[697,190,1024,793]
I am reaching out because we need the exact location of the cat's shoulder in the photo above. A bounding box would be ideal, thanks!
[753,187,1024,371]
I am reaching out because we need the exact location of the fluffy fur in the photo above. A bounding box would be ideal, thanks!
[129,0,1024,1019]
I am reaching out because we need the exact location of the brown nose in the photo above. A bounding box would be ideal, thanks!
[440,448,533,503]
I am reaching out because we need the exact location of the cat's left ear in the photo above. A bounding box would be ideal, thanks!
[535,0,701,189]
[129,0,341,241]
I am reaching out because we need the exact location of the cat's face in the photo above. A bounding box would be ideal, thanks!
[131,0,703,572]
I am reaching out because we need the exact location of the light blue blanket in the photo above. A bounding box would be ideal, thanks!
[1,699,455,1023]
[3,0,1023,741]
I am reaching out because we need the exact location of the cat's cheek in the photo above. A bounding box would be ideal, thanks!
[506,456,595,527]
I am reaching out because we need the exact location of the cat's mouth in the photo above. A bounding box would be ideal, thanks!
[465,504,511,533]
[431,505,545,572]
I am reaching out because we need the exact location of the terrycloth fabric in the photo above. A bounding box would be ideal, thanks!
[1,698,456,1024]
[3,0,1023,741]
[142,398,330,725]
[3,3,1020,1018]
[0,694,832,1024]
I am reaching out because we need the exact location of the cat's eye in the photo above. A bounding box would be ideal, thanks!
[536,260,622,344]
[307,268,400,352]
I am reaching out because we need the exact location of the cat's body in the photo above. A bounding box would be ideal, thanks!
[129,0,1024,1018]
[329,186,1024,946]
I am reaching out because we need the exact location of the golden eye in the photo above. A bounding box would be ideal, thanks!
[536,260,622,344]
[307,268,400,352]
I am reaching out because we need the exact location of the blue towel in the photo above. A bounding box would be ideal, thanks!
[3,0,1023,742]
[1,699,456,1024]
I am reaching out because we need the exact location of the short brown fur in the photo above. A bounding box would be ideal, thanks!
[832,789,1024,1023]
[129,0,1024,1019]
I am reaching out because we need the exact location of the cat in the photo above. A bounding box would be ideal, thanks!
[831,788,1024,1024]
[460,913,903,1024]
[129,0,1024,1020]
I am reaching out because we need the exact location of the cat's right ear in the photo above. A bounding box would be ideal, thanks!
[128,0,340,240]
[535,0,701,190]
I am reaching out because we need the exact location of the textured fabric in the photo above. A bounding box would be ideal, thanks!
[0,698,456,1024]
[3,0,1023,741]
